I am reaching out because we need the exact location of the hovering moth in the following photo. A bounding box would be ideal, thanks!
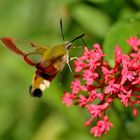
[0,19,84,97]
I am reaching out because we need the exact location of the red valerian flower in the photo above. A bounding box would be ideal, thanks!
[71,79,87,94]
[87,103,109,118]
[62,36,140,137]
[83,69,98,85]
[74,58,87,72]
[90,116,113,137]
[62,92,76,107]
[126,36,140,51]
[118,90,132,107]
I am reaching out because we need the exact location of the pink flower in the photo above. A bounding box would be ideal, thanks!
[115,46,123,63]
[121,69,136,85]
[62,92,75,107]
[83,69,98,85]
[88,90,97,102]
[122,55,130,68]
[62,36,140,137]
[87,103,109,118]
[118,90,132,107]
[132,72,140,84]
[81,47,95,60]
[133,109,138,116]
[92,43,104,61]
[78,95,88,107]
[71,79,87,94]
[74,58,87,72]
[102,66,114,81]
[105,81,120,94]
[96,93,104,100]
[88,59,100,70]
[87,104,102,118]
[126,36,140,51]
[90,116,113,137]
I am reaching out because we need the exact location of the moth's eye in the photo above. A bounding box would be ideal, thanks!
[65,43,72,50]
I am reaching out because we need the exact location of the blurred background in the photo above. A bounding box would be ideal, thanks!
[0,0,140,140]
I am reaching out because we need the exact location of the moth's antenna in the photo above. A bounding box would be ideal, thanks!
[65,33,85,50]
[60,18,65,42]
[81,38,87,47]
[69,33,85,43]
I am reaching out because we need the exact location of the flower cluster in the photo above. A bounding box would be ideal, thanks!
[62,36,140,137]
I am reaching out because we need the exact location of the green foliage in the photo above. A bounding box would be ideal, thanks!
[0,0,140,140]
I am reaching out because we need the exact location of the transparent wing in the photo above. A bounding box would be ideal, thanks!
[0,37,49,66]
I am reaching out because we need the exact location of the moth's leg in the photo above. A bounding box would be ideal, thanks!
[81,38,88,47]
[67,62,73,74]
[29,42,39,48]
[66,53,73,74]
[72,45,82,49]
[69,57,78,61]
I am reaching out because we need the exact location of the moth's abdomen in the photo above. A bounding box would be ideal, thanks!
[30,70,56,97]
[29,86,42,97]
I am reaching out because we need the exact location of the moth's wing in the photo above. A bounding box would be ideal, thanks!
[0,37,49,66]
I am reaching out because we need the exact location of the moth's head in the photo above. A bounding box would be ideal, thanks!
[65,42,72,50]
[60,18,85,51]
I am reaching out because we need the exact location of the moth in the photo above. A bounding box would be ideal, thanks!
[0,19,84,97]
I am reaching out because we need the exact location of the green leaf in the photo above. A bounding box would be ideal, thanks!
[0,105,14,135]
[125,121,140,137]
[103,20,140,64]
[32,113,67,140]
[86,0,109,4]
[71,4,112,38]
[134,0,140,7]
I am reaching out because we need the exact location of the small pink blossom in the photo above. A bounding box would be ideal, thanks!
[62,92,75,107]
[121,69,136,85]
[102,66,114,81]
[78,95,88,107]
[87,104,103,118]
[92,43,104,61]
[130,49,140,60]
[83,69,98,85]
[126,36,140,51]
[84,117,94,126]
[88,90,97,102]
[115,46,123,63]
[133,109,138,116]
[87,103,109,118]
[122,55,130,68]
[81,47,95,60]
[96,93,104,100]
[74,58,87,72]
[88,59,100,70]
[118,90,132,107]
[132,72,140,84]
[71,79,87,94]
[90,116,113,137]
[105,80,120,94]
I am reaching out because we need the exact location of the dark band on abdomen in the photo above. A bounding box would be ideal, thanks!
[39,72,56,81]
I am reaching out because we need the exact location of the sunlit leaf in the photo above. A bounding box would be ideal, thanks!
[103,20,140,63]
[71,4,112,38]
